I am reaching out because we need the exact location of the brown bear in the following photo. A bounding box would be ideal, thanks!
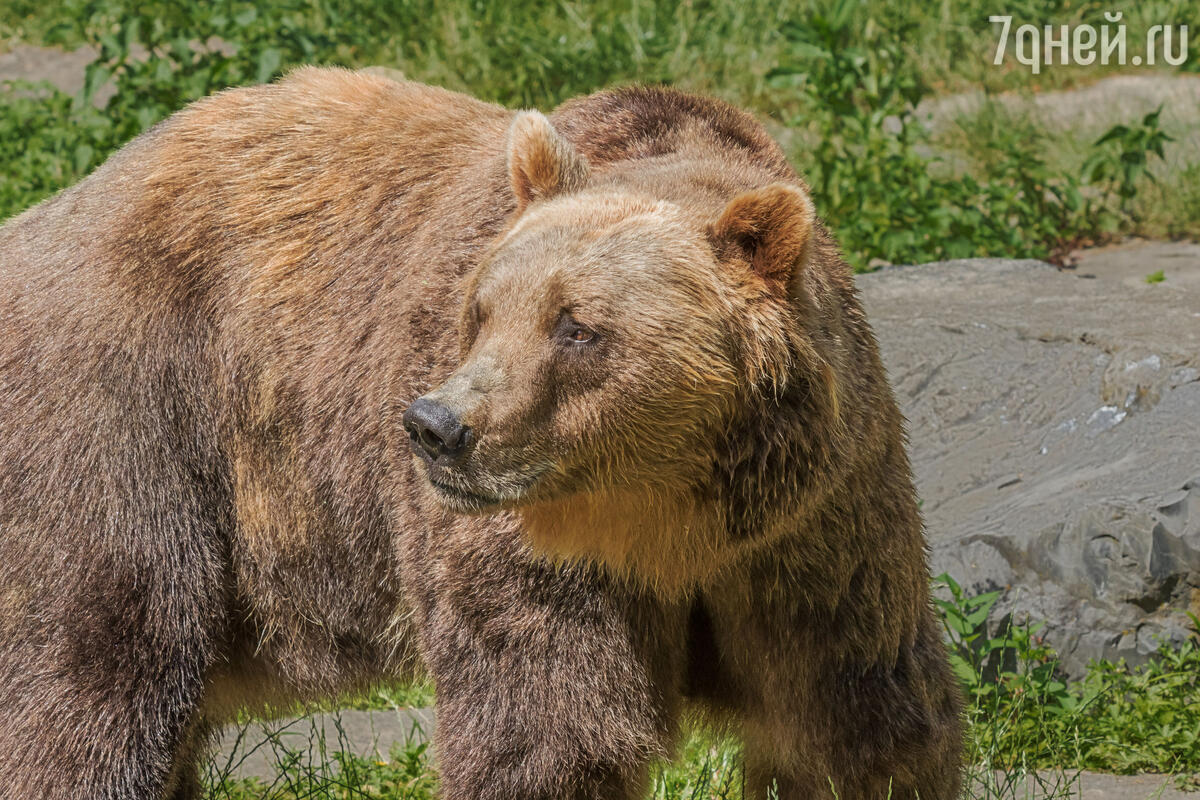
[0,67,963,800]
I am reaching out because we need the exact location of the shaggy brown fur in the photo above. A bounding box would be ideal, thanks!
[0,68,963,800]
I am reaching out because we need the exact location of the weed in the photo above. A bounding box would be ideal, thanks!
[3,0,1190,261]
[199,577,1200,798]
[651,728,743,800]
[936,573,1200,777]
[768,2,1182,269]
[1083,107,1174,218]
[205,713,437,800]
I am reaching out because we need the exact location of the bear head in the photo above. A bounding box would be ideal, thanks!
[404,110,840,591]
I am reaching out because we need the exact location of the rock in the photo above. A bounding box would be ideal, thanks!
[911,75,1200,173]
[0,39,224,107]
[979,771,1200,799]
[0,43,95,96]
[212,708,435,781]
[918,74,1200,137]
[858,241,1200,677]
[212,712,1200,800]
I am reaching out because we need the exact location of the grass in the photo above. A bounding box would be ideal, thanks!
[207,721,748,800]
[207,717,438,800]
[199,578,1200,800]
[938,574,1200,781]
[1,2,1197,794]
[2,0,1198,265]
[339,680,436,713]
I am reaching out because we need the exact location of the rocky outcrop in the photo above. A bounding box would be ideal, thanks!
[859,242,1200,676]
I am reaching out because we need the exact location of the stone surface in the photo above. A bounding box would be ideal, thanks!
[913,75,1200,172]
[211,708,435,781]
[920,75,1200,136]
[858,241,1200,676]
[213,711,1200,799]
[974,771,1200,799]
[0,43,94,95]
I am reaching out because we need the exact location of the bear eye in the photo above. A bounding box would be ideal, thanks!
[555,312,599,347]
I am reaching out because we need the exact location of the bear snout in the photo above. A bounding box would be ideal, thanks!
[402,397,474,466]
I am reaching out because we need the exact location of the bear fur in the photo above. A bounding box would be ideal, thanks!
[0,67,963,799]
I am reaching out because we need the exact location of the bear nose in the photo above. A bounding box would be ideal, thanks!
[402,397,472,465]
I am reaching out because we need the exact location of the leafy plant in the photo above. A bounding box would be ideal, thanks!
[0,80,109,218]
[59,0,358,138]
[2,0,1192,256]
[935,573,1200,776]
[765,2,1182,270]
[1083,106,1174,217]
[0,0,796,222]
[207,714,438,799]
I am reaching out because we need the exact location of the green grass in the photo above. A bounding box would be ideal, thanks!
[341,680,436,712]
[207,722,438,800]
[2,0,1198,265]
[2,1,1198,795]
[201,579,1200,800]
[938,574,1200,781]
[207,723,748,800]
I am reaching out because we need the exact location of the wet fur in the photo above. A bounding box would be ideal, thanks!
[0,68,962,799]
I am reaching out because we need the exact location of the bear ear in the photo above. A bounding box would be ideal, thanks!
[707,184,816,287]
[507,111,590,213]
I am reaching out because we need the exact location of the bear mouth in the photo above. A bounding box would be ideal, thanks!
[422,460,552,515]
[428,477,504,512]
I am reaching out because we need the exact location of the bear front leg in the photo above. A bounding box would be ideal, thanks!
[412,532,686,800]
[701,576,964,800]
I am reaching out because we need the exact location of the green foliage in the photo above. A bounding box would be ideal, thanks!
[1083,107,1174,216]
[61,1,342,135]
[1068,641,1200,774]
[14,0,360,210]
[766,2,1179,269]
[1159,163,1200,239]
[0,81,108,218]
[1146,269,1166,284]
[342,679,436,712]
[0,0,375,219]
[208,728,437,800]
[0,0,793,221]
[2,0,1186,256]
[936,573,1200,777]
[208,725,744,800]
[651,729,743,800]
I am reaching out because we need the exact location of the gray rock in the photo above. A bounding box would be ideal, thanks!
[858,241,1200,676]
[209,708,434,782]
[0,43,94,96]
[974,770,1200,799]
[210,712,1200,799]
